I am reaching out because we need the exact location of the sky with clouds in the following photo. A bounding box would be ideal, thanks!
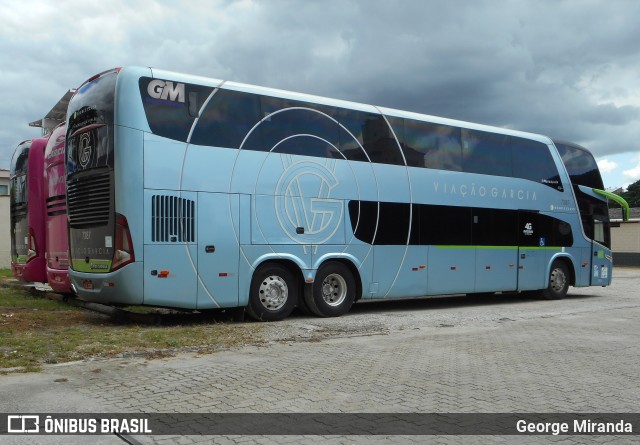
[1,0,639,189]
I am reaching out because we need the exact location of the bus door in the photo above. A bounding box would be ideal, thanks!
[197,192,240,309]
[517,211,546,291]
[590,217,611,286]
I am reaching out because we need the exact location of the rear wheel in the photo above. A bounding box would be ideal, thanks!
[540,260,570,300]
[306,262,356,317]
[247,264,297,321]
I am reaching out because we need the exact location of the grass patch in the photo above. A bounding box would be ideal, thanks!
[0,269,12,278]
[0,283,264,374]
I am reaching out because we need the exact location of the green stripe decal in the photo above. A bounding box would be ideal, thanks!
[435,245,562,251]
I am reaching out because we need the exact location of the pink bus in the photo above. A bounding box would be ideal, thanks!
[43,123,71,293]
[9,137,48,283]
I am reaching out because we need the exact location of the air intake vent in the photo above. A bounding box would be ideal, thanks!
[151,195,195,242]
[67,170,112,228]
[10,202,27,216]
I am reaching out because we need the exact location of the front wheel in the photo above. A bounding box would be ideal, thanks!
[540,260,570,300]
[306,262,356,317]
[247,264,297,321]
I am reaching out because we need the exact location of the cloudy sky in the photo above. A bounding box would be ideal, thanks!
[1,0,639,189]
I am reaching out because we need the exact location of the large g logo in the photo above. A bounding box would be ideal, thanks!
[275,159,343,245]
[78,133,92,169]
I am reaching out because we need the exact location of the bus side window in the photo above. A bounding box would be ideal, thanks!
[260,96,341,158]
[512,137,562,189]
[191,89,262,150]
[188,92,198,117]
[403,119,462,171]
[337,108,405,164]
[362,114,404,166]
[593,218,608,246]
[462,128,511,177]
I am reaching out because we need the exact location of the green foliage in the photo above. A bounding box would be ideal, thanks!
[622,179,640,208]
[610,179,640,209]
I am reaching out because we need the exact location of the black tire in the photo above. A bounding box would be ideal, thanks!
[307,262,356,317]
[246,264,297,321]
[540,260,570,300]
[295,283,314,316]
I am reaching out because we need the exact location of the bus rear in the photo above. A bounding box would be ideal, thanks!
[66,68,141,302]
[10,138,47,283]
[44,124,72,293]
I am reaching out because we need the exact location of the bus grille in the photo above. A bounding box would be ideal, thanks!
[10,203,27,216]
[67,171,112,227]
[46,195,67,217]
[152,195,195,243]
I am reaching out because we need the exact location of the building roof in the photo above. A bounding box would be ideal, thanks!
[28,89,76,135]
[609,207,640,221]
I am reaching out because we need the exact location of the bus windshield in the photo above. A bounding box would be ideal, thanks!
[555,141,604,189]
[9,141,31,264]
[554,140,609,247]
[10,141,30,207]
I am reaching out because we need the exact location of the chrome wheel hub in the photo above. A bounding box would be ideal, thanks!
[321,273,347,307]
[550,267,567,293]
[258,275,288,310]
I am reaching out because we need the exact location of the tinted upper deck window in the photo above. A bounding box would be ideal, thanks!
[512,137,562,190]
[402,119,462,170]
[462,128,511,177]
[259,96,342,158]
[191,88,261,149]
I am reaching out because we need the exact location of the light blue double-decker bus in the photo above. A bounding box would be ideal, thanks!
[65,67,624,321]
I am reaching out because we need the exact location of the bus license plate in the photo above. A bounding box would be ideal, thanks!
[82,280,94,290]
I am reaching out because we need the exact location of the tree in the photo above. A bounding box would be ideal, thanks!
[621,179,640,208]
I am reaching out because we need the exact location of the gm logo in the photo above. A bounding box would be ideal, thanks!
[275,157,343,245]
[147,79,185,103]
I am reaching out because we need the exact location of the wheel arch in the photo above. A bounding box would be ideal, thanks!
[314,257,363,302]
[549,253,576,286]
[252,257,306,290]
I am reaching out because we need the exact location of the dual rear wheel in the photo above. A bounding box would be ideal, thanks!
[247,261,356,321]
